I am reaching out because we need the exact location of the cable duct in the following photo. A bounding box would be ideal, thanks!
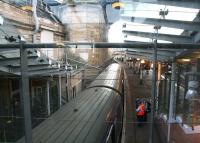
[32,0,39,34]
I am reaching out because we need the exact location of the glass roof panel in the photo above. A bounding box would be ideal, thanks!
[122,2,199,21]
[108,21,124,43]
[108,21,172,43]
[109,1,199,43]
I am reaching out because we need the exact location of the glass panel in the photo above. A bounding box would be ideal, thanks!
[0,78,25,142]
[31,80,48,127]
[50,80,59,114]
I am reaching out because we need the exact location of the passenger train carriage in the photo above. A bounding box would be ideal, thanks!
[17,63,123,143]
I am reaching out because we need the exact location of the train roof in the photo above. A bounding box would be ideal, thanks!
[17,63,122,143]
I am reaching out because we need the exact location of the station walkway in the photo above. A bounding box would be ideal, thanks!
[121,62,162,143]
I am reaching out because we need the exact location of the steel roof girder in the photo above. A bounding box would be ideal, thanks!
[126,51,171,59]
[122,16,200,31]
[27,68,60,76]
[127,52,168,60]
[9,65,53,73]
[126,52,168,61]
[126,48,176,57]
[123,30,192,43]
[0,56,38,66]
[0,66,10,73]
[1,42,200,49]
[127,54,164,62]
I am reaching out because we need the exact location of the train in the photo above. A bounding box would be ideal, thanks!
[17,63,124,143]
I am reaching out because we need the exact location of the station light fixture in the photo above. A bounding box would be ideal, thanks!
[177,59,191,63]
[111,2,125,9]
[141,59,145,64]
[182,59,191,62]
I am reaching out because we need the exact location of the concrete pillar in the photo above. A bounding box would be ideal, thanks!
[47,80,50,116]
[167,61,176,143]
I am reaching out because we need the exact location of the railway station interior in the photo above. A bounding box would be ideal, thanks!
[0,0,200,143]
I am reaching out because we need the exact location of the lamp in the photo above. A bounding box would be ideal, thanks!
[141,59,145,64]
[112,2,125,9]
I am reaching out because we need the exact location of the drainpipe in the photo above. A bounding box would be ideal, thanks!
[32,0,39,42]
[44,4,59,23]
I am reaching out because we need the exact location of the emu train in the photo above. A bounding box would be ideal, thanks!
[17,63,124,143]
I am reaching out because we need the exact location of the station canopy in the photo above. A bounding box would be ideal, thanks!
[106,0,200,61]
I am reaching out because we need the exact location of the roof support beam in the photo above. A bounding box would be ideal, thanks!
[28,68,60,76]
[0,56,38,66]
[126,49,176,57]
[127,52,169,61]
[0,42,200,49]
[127,51,171,59]
[28,70,67,77]
[0,66,10,73]
[130,0,200,9]
[0,48,18,52]
[123,30,192,43]
[122,16,200,31]
[10,64,52,73]
[126,53,165,62]
[126,54,153,61]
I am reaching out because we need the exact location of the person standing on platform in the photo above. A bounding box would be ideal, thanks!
[136,101,145,126]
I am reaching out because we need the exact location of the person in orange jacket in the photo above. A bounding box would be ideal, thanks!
[136,101,145,126]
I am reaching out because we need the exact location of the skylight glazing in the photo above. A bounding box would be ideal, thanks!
[121,2,199,21]
[109,1,199,43]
